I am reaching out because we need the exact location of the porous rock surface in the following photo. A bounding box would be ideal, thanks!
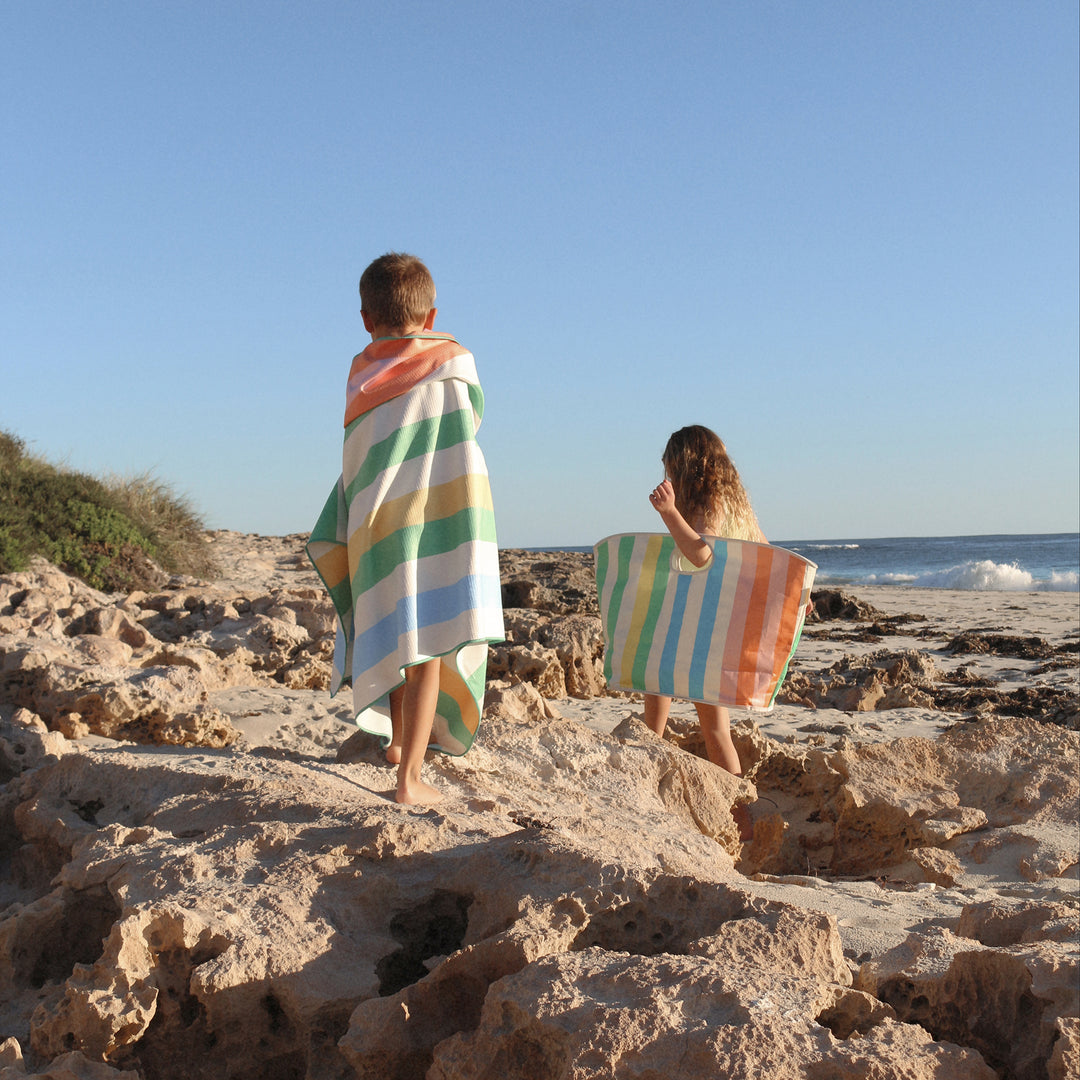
[0,535,1076,1079]
[0,553,333,748]
[6,710,1040,1080]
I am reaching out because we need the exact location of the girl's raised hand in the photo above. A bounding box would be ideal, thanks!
[649,479,677,516]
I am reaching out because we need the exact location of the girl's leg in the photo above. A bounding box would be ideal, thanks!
[695,703,753,840]
[396,659,443,805]
[643,694,672,738]
[693,703,741,776]
[386,685,405,764]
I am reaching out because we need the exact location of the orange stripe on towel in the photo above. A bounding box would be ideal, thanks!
[344,336,467,425]
[758,550,808,703]
[736,544,776,703]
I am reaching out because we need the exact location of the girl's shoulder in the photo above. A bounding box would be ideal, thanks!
[717,506,765,543]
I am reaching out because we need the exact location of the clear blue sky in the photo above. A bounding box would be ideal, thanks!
[3,2,1077,547]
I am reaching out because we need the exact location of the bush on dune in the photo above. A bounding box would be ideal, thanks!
[105,471,218,581]
[0,430,217,590]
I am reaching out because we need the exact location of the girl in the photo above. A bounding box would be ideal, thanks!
[645,424,767,778]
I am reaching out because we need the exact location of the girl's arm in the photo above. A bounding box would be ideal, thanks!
[649,480,712,567]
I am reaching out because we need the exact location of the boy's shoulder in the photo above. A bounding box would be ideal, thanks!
[352,331,466,363]
[345,333,478,426]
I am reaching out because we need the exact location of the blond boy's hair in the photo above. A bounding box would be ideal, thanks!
[359,253,436,332]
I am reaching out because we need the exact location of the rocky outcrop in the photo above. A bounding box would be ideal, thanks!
[732,714,1079,881]
[0,550,611,754]
[0,1039,140,1079]
[780,640,1079,728]
[498,549,598,616]
[807,588,889,623]
[4,545,1073,758]
[1,698,1076,1079]
[495,550,606,703]
[1,538,1077,1078]
[779,648,940,712]
[858,927,1077,1080]
[0,559,334,748]
[488,610,606,701]
[426,949,995,1080]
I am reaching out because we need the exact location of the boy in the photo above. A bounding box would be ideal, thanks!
[307,253,504,804]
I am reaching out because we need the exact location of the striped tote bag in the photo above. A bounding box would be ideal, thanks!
[594,533,816,711]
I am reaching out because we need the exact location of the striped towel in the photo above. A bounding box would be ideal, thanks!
[307,333,505,755]
[594,533,816,711]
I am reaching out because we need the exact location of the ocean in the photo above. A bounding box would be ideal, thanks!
[543,534,1080,592]
[773,533,1079,592]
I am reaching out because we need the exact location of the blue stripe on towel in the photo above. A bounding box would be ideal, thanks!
[657,571,691,696]
[688,543,727,700]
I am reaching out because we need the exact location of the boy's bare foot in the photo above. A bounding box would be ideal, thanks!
[395,778,443,805]
[385,744,402,765]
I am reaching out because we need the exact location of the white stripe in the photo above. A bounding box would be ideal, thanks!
[455,641,489,681]
[350,369,475,437]
[344,379,476,472]
[595,537,620,634]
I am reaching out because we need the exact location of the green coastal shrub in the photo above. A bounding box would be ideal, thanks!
[105,472,218,581]
[0,431,26,469]
[0,430,217,590]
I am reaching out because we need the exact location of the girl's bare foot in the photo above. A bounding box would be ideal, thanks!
[395,777,443,805]
[385,743,402,765]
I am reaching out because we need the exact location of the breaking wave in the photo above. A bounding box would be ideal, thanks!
[867,560,1079,592]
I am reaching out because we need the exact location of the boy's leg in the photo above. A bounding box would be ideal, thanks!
[693,703,741,775]
[643,694,672,738]
[396,658,443,805]
[386,685,405,764]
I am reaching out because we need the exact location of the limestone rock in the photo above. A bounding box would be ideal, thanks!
[858,927,1079,1080]
[483,681,563,723]
[780,648,938,712]
[0,559,337,749]
[1049,1015,1079,1080]
[0,1040,139,1079]
[2,715,764,1079]
[806,589,887,623]
[957,898,1080,946]
[426,949,996,1080]
[686,904,852,987]
[490,609,605,701]
[0,707,1073,1079]
[0,710,74,783]
[498,550,598,616]
[740,715,1079,880]
[908,847,964,886]
[1,542,1077,1080]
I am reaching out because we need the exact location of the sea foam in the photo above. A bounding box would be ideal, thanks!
[869,559,1079,592]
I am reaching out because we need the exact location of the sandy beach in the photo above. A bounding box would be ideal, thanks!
[0,532,1076,1079]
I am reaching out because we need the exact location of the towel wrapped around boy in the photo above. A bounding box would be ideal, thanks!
[308,331,505,754]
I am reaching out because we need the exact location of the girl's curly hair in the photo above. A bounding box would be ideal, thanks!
[662,425,755,535]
